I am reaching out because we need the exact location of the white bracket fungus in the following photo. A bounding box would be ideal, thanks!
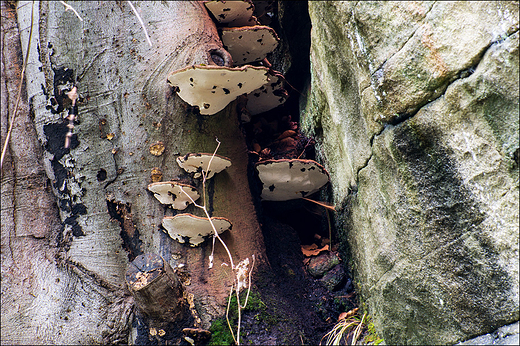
[204,0,254,25]
[162,214,232,247]
[221,26,279,65]
[177,153,232,179]
[246,72,288,115]
[147,181,200,210]
[167,65,270,115]
[254,159,330,201]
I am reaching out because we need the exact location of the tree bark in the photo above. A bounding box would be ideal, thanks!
[2,1,266,344]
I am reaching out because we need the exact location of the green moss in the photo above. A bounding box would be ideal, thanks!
[208,318,234,346]
[362,314,385,345]
[208,290,271,345]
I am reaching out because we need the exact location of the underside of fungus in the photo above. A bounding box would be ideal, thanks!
[162,214,233,247]
[221,25,279,65]
[147,181,200,210]
[254,159,330,201]
[204,0,254,25]
[167,65,270,115]
[177,153,232,179]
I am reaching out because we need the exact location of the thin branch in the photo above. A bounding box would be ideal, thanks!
[59,1,83,21]
[127,1,152,47]
[1,1,35,172]
[302,197,336,211]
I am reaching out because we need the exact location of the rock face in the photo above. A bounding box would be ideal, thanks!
[302,2,519,345]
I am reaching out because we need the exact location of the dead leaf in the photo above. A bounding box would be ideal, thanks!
[301,244,329,257]
[339,308,359,321]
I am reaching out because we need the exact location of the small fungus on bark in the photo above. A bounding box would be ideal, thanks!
[221,25,279,65]
[246,72,288,115]
[177,153,232,179]
[254,159,330,201]
[147,181,200,210]
[167,65,270,115]
[162,214,233,247]
[204,0,254,25]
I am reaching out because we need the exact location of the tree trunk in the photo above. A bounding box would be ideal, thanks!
[2,1,266,344]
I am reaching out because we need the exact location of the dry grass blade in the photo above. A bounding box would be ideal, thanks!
[321,311,367,346]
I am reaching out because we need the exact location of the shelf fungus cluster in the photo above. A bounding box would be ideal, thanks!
[147,153,233,247]
[167,0,287,116]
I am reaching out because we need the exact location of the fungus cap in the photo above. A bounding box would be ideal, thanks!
[177,153,232,179]
[204,0,254,24]
[147,181,200,210]
[221,26,279,65]
[162,214,232,247]
[254,159,330,201]
[246,72,288,115]
[167,65,269,115]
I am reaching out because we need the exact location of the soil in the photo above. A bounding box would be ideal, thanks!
[238,202,358,345]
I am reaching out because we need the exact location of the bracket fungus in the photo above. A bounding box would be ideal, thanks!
[147,181,200,210]
[167,65,270,115]
[204,0,254,25]
[246,72,288,115]
[221,26,279,65]
[255,159,330,201]
[162,214,232,247]
[177,153,232,179]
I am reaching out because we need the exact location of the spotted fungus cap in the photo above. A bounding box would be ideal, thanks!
[221,25,279,65]
[167,65,269,115]
[177,153,232,179]
[204,0,254,25]
[246,72,288,115]
[147,181,200,210]
[254,159,330,201]
[162,214,232,247]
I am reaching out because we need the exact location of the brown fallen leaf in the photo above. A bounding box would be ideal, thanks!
[339,307,359,321]
[301,243,329,257]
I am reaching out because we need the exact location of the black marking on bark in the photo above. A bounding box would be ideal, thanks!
[107,200,143,261]
[97,168,107,181]
[64,215,84,237]
[52,67,75,112]
[44,122,78,160]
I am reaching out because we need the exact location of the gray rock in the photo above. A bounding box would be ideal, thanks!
[457,322,519,345]
[302,1,519,345]
[306,251,341,278]
[320,264,346,291]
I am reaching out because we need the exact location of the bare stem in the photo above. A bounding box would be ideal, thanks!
[59,1,83,21]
